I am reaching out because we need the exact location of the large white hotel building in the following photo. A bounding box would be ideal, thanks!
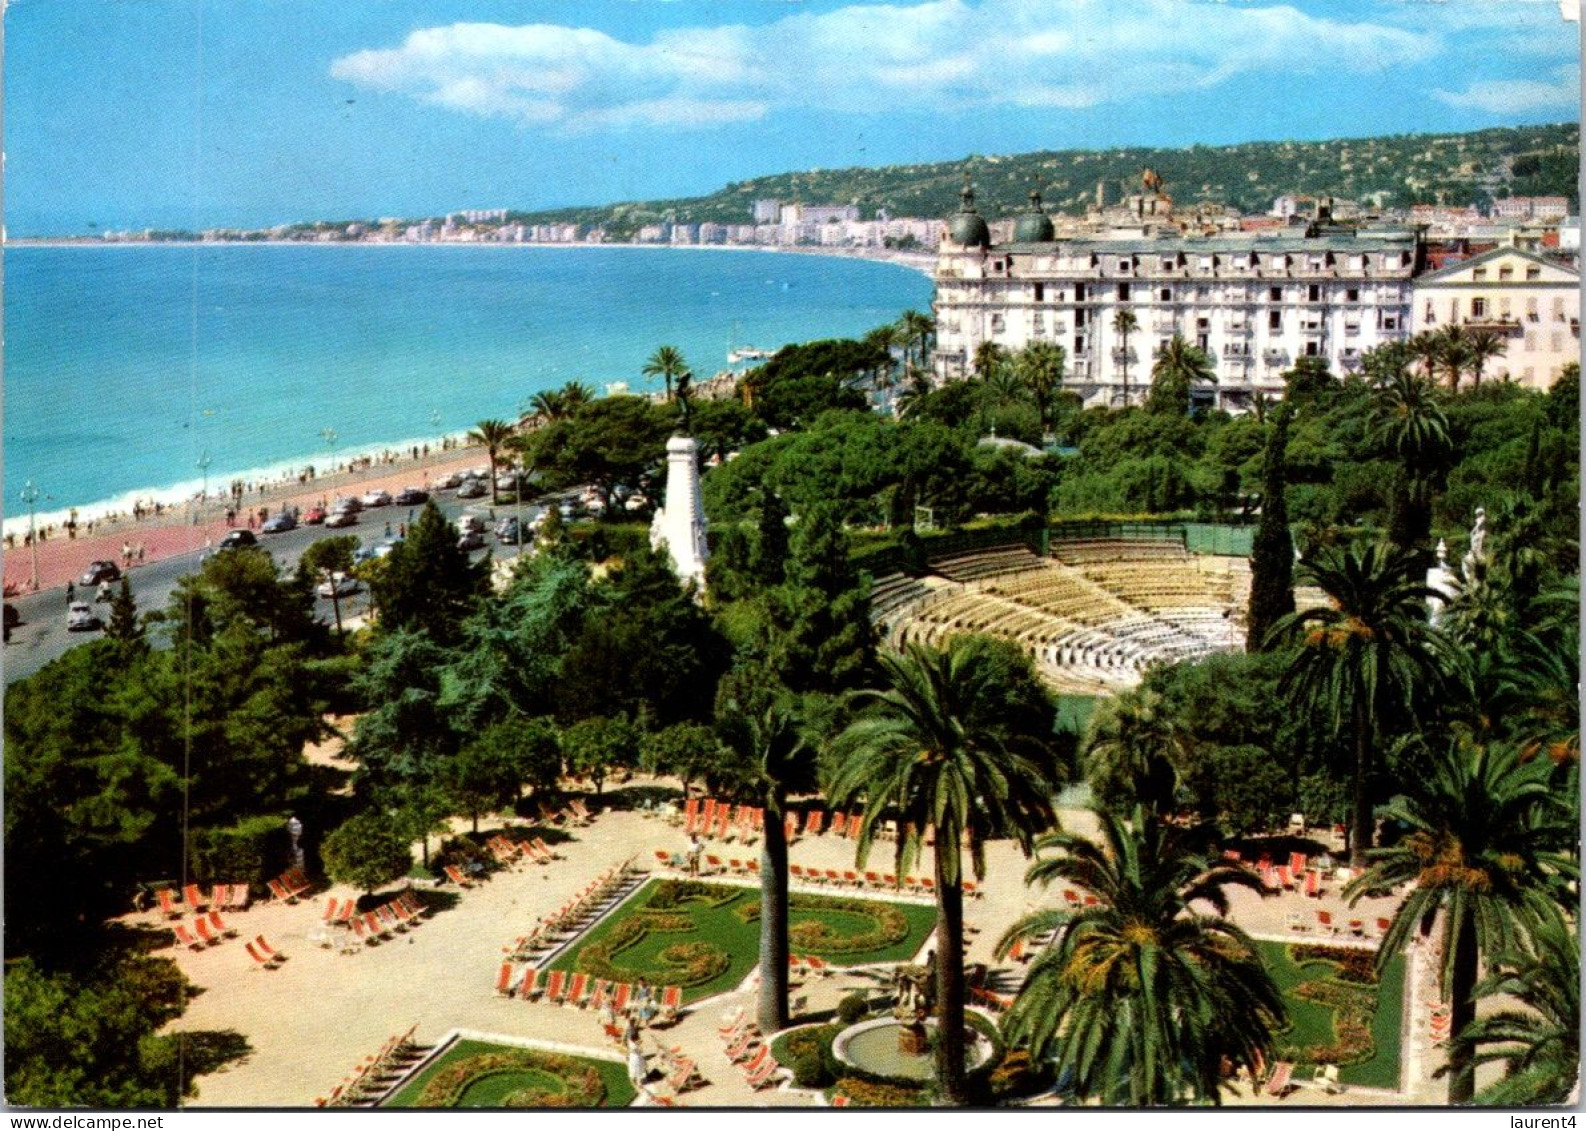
[932,185,1420,410]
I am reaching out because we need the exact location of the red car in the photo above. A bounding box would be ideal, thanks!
[302,506,327,525]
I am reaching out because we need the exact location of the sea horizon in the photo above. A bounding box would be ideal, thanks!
[4,243,932,536]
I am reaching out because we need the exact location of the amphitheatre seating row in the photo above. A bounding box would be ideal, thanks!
[317,1025,424,1107]
[869,573,933,620]
[1049,538,1190,566]
[926,545,1044,584]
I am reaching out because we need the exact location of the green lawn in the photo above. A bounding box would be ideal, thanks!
[383,1038,636,1108]
[1258,941,1406,1090]
[549,878,937,1003]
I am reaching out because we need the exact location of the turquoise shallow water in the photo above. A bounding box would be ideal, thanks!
[4,244,931,529]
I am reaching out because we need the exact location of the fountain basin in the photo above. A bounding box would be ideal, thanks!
[831,1018,995,1083]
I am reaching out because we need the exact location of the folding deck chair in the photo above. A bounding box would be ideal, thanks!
[174,923,205,951]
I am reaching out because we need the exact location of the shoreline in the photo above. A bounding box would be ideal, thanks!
[5,237,938,279]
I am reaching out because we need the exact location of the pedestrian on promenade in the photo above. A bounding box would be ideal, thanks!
[137,544,145,564]
[66,580,75,605]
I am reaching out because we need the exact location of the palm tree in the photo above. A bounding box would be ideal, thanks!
[1014,341,1066,437]
[1368,369,1449,561]
[828,638,1059,1104]
[1463,328,1507,389]
[715,690,816,1035]
[1496,585,1580,770]
[864,322,904,392]
[1442,917,1579,1105]
[971,340,1008,382]
[894,371,935,420]
[1082,687,1187,816]
[1146,334,1216,416]
[1273,543,1457,868]
[1343,740,1577,1103]
[467,418,515,505]
[1434,323,1472,390]
[899,309,936,378]
[643,345,689,403]
[1407,331,1442,383]
[1112,308,1139,407]
[997,808,1283,1105]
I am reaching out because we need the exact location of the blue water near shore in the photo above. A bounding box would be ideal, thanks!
[4,244,931,531]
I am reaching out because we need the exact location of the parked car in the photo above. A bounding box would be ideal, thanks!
[316,572,359,599]
[495,517,521,544]
[360,488,393,507]
[458,514,486,534]
[435,471,465,490]
[456,479,487,500]
[324,509,358,529]
[393,487,429,506]
[80,560,121,586]
[457,529,486,551]
[261,512,297,534]
[67,602,102,632]
[302,506,327,525]
[332,496,363,514]
[218,529,258,551]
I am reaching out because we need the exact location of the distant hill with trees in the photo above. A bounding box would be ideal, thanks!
[511,122,1578,235]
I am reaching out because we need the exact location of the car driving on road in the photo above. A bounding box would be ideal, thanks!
[80,560,121,586]
[67,602,103,632]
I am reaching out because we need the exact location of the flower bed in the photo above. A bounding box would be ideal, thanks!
[832,1077,929,1107]
[1290,943,1378,985]
[414,1050,606,1108]
[738,895,911,955]
[576,915,730,988]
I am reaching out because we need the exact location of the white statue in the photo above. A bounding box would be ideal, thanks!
[1462,507,1488,580]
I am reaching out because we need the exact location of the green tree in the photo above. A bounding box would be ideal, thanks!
[446,724,530,833]
[1246,402,1295,651]
[468,418,516,505]
[770,502,873,695]
[369,501,488,646]
[828,637,1059,1104]
[972,340,1009,382]
[1112,308,1139,406]
[104,577,144,650]
[643,723,732,800]
[518,396,671,512]
[1083,686,1187,816]
[1014,340,1066,437]
[1443,917,1579,1106]
[643,344,690,403]
[559,715,640,796]
[298,534,360,635]
[1463,328,1507,389]
[751,489,790,588]
[1146,334,1216,416]
[898,309,936,377]
[348,628,460,789]
[1275,543,1456,868]
[1369,369,1450,560]
[997,808,1283,1105]
[1344,740,1576,1104]
[320,811,414,896]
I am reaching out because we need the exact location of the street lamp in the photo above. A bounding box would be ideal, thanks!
[19,480,40,591]
[195,450,212,525]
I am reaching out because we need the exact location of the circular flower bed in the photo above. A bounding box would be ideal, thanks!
[738,896,910,955]
[415,1050,606,1108]
[1274,943,1382,1067]
[576,915,730,987]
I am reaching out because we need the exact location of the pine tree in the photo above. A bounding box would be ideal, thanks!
[771,502,873,694]
[751,489,789,587]
[371,501,488,644]
[104,577,144,650]
[1246,403,1295,652]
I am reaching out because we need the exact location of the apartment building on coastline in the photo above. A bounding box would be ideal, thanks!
[932,185,1419,410]
[1411,245,1580,390]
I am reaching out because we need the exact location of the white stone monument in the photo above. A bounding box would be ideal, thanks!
[650,434,709,590]
[1426,538,1455,624]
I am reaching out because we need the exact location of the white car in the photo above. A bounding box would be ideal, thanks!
[316,573,359,599]
[360,488,392,507]
[67,602,102,632]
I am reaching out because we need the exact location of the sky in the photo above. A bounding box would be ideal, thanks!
[5,0,1579,235]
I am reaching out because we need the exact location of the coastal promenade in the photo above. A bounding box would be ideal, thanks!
[3,443,491,595]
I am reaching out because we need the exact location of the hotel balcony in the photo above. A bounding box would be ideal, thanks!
[1343,325,1362,337]
[1299,323,1325,336]
[1263,349,1289,366]
[1461,316,1523,335]
[1222,344,1252,359]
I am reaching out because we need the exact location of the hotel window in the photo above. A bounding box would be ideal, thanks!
[1552,298,1566,321]
[1525,331,1536,350]
[1307,284,1321,302]
[1528,298,1540,322]
[1033,313,1045,333]
[1117,259,1132,274]
[1160,257,1175,271]
[1304,341,1320,357]
[1346,288,1360,302]
[1269,286,1282,302]
[1472,269,1487,281]
[1269,311,1283,331]
[1424,301,1436,324]
[1500,298,1511,318]
[1526,267,1541,280]
[1308,257,1323,271]
[1075,283,1087,301]
[991,314,1005,332]
[1471,298,1487,318]
[1382,314,1400,331]
[1118,282,1131,300]
[1498,267,1513,280]
[1159,287,1172,302]
[1449,298,1461,321]
[1033,283,1045,302]
[1198,256,1214,271]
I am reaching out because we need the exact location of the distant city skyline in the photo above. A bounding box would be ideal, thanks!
[6,0,1579,236]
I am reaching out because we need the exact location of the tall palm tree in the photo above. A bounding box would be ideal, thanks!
[1407,331,1442,383]
[716,691,816,1035]
[1496,586,1580,771]
[1082,687,1188,816]
[899,309,936,378]
[1343,740,1577,1104]
[1368,369,1450,561]
[1273,543,1457,868]
[1442,916,1579,1106]
[894,371,935,420]
[997,808,1283,1105]
[863,322,904,392]
[1463,328,1507,389]
[1146,334,1216,416]
[1434,323,1472,390]
[972,340,1008,382]
[828,638,1059,1104]
[467,418,515,505]
[643,345,689,403]
[1014,341,1066,437]
[1112,308,1140,407]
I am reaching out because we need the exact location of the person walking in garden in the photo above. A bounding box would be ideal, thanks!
[687,833,703,876]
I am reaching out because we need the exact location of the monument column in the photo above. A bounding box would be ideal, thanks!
[650,434,709,590]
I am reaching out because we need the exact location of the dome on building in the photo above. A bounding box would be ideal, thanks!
[948,181,991,249]
[1013,191,1055,243]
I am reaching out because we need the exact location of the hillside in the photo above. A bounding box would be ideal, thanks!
[513,123,1577,234]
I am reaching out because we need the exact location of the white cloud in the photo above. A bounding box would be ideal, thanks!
[1433,64,1581,113]
[329,0,1438,133]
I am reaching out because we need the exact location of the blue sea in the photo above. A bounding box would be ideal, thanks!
[4,244,931,532]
